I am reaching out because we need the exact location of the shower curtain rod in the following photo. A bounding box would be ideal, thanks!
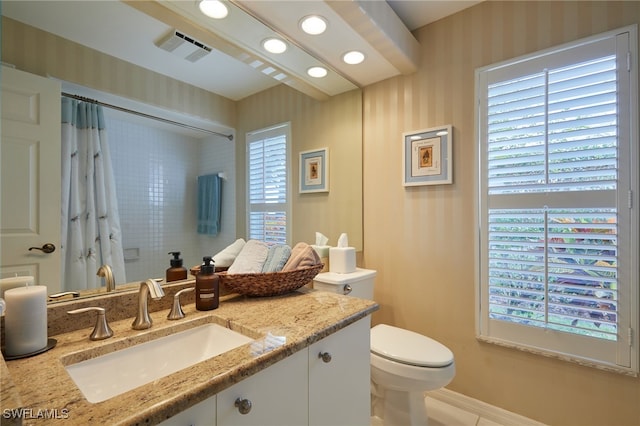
[61,92,233,141]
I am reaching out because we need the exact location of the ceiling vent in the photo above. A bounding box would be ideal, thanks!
[155,29,212,62]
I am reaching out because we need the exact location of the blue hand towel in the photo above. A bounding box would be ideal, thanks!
[197,174,222,235]
[262,244,292,273]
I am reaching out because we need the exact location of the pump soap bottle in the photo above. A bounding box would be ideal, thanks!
[196,256,219,311]
[166,252,188,282]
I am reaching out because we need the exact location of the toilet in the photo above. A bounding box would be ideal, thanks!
[313,268,455,426]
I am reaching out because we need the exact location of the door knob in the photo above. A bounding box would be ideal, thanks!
[28,243,56,254]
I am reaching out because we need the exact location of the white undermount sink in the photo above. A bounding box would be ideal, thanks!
[64,323,254,403]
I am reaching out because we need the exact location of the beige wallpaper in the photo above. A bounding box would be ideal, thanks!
[362,1,639,425]
[236,85,363,250]
[1,17,236,127]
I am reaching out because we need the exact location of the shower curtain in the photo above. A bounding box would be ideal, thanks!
[60,98,126,291]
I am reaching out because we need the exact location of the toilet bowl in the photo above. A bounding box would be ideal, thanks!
[313,269,456,426]
[371,324,455,425]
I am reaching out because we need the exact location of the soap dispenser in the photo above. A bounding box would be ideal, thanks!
[195,256,219,311]
[166,252,188,282]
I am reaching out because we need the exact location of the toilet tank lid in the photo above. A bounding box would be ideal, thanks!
[313,268,376,285]
[370,324,454,367]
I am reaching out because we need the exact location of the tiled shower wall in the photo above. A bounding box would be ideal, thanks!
[107,113,235,284]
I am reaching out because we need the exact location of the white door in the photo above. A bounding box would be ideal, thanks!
[1,66,61,293]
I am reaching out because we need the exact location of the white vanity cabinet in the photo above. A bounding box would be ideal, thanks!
[217,348,308,426]
[309,317,371,426]
[161,317,371,426]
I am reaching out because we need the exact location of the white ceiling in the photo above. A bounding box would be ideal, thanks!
[2,1,480,101]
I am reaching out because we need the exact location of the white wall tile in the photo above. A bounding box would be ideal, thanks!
[106,114,235,283]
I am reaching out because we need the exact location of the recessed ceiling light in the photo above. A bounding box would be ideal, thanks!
[199,0,228,19]
[307,66,328,78]
[262,38,287,54]
[300,15,327,35]
[343,51,365,65]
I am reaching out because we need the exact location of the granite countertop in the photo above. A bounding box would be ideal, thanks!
[1,289,378,425]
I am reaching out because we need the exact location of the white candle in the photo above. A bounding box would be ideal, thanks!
[0,276,34,298]
[4,285,48,356]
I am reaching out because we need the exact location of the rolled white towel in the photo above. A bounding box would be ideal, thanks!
[213,238,246,268]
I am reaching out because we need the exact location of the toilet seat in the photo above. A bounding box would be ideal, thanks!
[370,324,453,368]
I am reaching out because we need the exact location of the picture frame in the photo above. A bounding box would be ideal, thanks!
[299,147,329,193]
[402,125,452,186]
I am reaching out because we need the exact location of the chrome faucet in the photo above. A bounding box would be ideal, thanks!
[132,279,165,330]
[97,264,115,292]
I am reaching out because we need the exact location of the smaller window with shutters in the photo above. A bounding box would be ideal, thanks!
[246,123,291,245]
[476,26,638,373]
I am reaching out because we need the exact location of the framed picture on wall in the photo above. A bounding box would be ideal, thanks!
[402,125,452,186]
[299,148,329,193]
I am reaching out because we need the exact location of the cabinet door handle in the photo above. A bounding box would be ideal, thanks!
[318,351,332,363]
[235,398,252,415]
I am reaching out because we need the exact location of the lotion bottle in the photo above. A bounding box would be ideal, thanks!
[166,252,188,282]
[196,256,219,311]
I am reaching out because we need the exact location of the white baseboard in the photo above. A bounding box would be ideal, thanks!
[426,388,547,426]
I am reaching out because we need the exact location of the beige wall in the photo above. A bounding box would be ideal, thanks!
[362,1,640,425]
[1,17,236,128]
[236,85,363,250]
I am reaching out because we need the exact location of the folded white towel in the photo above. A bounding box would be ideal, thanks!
[227,240,269,274]
[213,238,246,268]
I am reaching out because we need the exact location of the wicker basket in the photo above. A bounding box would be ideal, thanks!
[218,264,324,297]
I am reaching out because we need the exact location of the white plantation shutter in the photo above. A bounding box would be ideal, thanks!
[477,28,638,372]
[487,56,618,194]
[488,208,618,341]
[247,124,290,245]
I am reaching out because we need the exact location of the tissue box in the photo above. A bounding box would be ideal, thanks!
[311,245,330,272]
[329,247,356,274]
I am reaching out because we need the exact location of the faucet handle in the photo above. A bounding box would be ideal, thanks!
[167,287,195,320]
[68,307,114,340]
[49,291,80,300]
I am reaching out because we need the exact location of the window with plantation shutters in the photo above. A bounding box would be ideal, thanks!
[247,123,291,245]
[476,27,638,373]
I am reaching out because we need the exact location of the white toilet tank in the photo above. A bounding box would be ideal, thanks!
[313,268,376,299]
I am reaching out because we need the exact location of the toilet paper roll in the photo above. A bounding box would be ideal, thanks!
[4,285,48,356]
[329,247,356,274]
